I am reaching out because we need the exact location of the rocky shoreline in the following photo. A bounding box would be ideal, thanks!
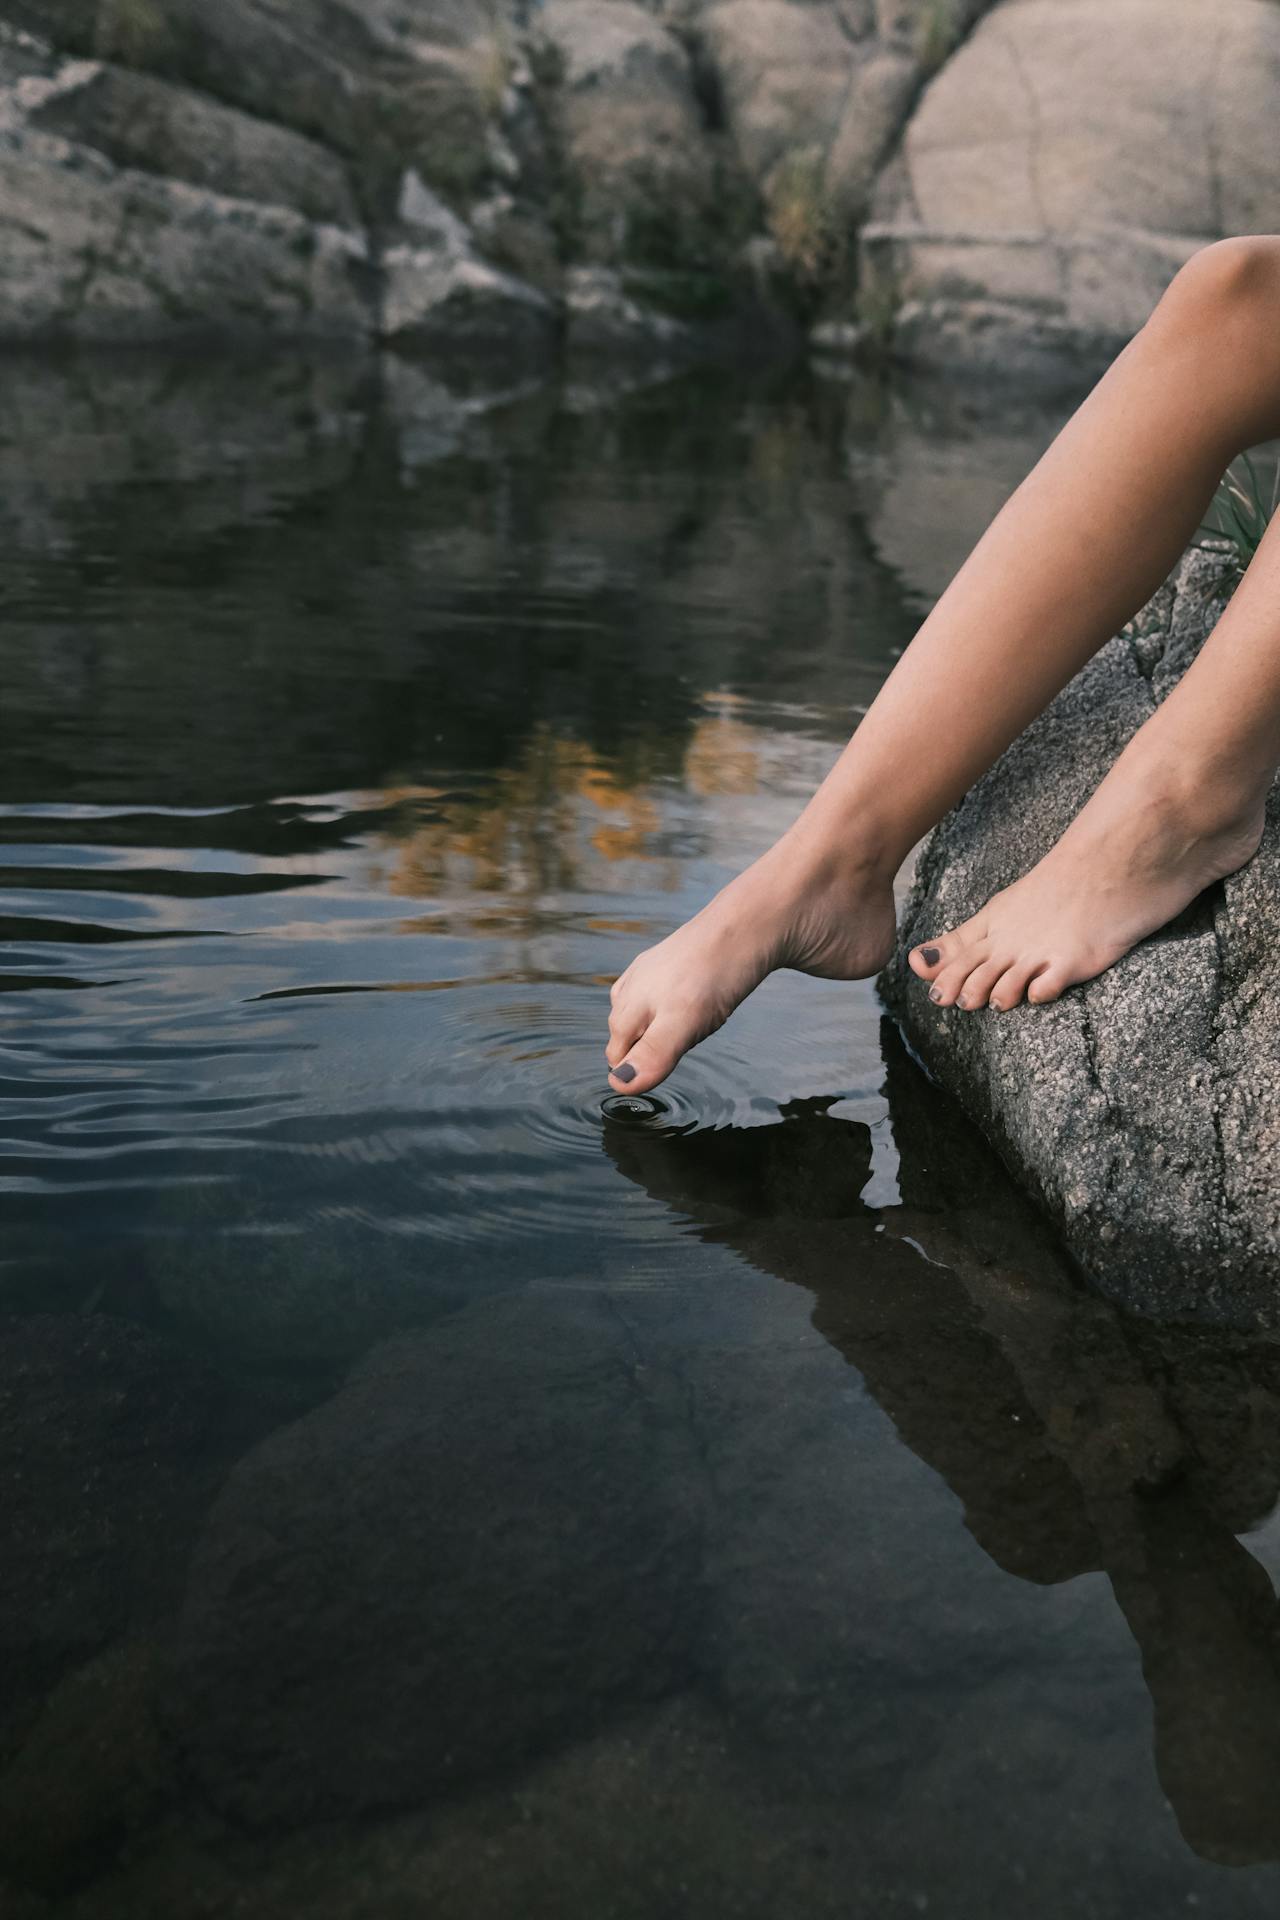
[3,1,1276,371]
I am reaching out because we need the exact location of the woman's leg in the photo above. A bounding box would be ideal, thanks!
[607,237,1280,1093]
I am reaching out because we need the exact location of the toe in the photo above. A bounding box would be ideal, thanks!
[1026,964,1069,1006]
[953,958,1007,1011]
[609,1016,689,1093]
[925,960,973,1009]
[908,938,950,982]
[987,958,1042,1010]
[606,999,648,1069]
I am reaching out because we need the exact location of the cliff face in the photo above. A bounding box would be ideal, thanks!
[2,0,1278,367]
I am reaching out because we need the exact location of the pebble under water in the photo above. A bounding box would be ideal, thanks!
[4,354,1280,1918]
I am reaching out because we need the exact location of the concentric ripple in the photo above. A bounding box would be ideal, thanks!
[296,989,785,1259]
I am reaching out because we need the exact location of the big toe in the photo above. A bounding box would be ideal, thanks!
[608,1016,692,1094]
[908,938,950,982]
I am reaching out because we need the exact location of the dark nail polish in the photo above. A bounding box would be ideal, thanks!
[929,987,942,1005]
[920,947,941,966]
[613,1062,637,1084]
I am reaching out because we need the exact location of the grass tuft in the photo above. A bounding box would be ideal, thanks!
[764,147,845,290]
[1197,452,1280,577]
[94,0,170,64]
[914,0,964,74]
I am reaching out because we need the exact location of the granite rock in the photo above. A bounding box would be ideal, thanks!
[882,544,1280,1323]
[865,0,1280,370]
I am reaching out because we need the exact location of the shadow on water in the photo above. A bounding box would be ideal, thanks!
[604,1025,1280,1871]
[4,349,1280,1915]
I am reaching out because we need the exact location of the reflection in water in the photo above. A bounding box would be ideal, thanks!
[604,1029,1280,1870]
[2,352,1278,1914]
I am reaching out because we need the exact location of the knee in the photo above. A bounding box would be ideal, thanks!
[1155,236,1280,347]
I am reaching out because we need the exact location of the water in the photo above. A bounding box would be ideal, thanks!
[3,352,1280,1917]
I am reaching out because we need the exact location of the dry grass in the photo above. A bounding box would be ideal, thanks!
[764,147,845,289]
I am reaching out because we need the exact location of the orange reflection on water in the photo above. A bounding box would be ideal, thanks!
[365,702,767,914]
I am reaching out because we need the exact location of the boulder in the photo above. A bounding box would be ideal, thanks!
[0,30,559,352]
[881,544,1280,1326]
[537,0,741,281]
[864,0,1280,370]
[8,0,513,213]
[380,240,555,353]
[0,1315,224,1723]
[0,35,373,342]
[0,124,372,342]
[27,58,359,226]
[702,1,856,183]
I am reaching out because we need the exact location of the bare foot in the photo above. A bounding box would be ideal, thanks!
[909,750,1266,1012]
[606,840,896,1093]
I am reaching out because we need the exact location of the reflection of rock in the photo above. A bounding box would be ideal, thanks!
[844,376,1075,607]
[883,545,1280,1323]
[168,1295,703,1825]
[864,0,1280,371]
[604,1024,1280,1866]
[0,354,917,818]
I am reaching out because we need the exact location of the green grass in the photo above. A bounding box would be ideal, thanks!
[1197,453,1280,576]
[915,0,964,73]
[95,0,170,63]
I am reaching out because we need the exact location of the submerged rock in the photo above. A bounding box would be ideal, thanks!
[882,544,1280,1323]
[167,1294,702,1826]
[0,1315,225,1724]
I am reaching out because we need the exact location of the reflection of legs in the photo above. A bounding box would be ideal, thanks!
[608,238,1280,1091]
[1107,1488,1280,1867]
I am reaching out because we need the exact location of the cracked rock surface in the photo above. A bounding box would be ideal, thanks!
[863,0,1280,373]
[881,544,1280,1326]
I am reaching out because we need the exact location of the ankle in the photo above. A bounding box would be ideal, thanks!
[776,801,902,893]
[1121,736,1269,842]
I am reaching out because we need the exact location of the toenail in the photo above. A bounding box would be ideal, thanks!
[613,1062,637,1083]
[920,947,941,966]
[990,999,1003,1012]
[929,986,942,1004]
[956,996,968,1010]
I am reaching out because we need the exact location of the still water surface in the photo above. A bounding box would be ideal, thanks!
[4,354,1280,1917]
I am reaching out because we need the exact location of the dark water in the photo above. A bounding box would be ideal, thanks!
[4,352,1280,1918]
